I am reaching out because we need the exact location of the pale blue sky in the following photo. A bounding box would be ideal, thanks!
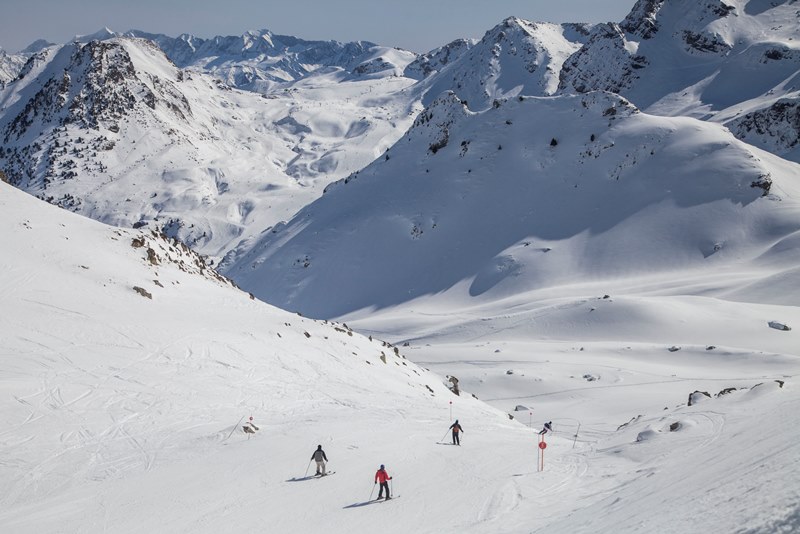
[0,0,635,53]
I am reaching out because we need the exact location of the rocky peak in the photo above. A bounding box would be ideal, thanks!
[0,38,194,192]
[3,39,173,142]
[418,17,586,110]
[620,0,666,39]
[404,38,473,79]
[559,23,648,95]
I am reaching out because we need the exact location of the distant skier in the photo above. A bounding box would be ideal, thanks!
[449,419,464,445]
[374,464,392,500]
[311,445,328,476]
[243,416,259,434]
[538,421,552,436]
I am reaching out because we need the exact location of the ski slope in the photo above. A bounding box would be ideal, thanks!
[2,169,800,532]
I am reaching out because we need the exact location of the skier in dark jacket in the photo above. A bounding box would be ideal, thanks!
[538,421,552,435]
[374,464,392,500]
[311,445,328,475]
[449,420,464,445]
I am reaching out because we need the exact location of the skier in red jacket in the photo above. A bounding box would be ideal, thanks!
[374,464,392,500]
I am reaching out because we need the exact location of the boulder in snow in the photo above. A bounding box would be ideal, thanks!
[688,390,711,406]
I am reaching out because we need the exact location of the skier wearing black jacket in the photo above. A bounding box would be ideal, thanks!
[449,420,464,445]
[311,445,328,475]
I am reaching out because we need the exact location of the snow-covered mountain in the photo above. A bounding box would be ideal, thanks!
[559,0,800,160]
[413,18,592,111]
[0,36,420,260]
[223,90,800,317]
[4,1,799,267]
[0,48,27,85]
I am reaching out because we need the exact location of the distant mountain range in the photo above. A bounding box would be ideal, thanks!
[1,0,798,279]
[0,32,420,259]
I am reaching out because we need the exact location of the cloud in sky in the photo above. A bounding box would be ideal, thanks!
[0,0,634,53]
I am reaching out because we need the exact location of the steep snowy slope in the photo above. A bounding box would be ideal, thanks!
[2,183,798,533]
[0,37,420,260]
[559,0,800,160]
[416,18,591,111]
[0,181,518,532]
[224,90,800,318]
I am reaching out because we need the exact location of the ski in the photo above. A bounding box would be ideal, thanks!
[314,471,335,477]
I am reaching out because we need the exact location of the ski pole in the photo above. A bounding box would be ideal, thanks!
[369,483,376,501]
[304,459,312,477]
[390,478,394,497]
[224,415,246,442]
[440,429,450,443]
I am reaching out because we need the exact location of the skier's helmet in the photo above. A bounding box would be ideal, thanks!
[380,464,385,469]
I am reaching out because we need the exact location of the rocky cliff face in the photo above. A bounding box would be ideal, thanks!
[729,98,800,159]
[558,0,800,161]
[1,39,193,191]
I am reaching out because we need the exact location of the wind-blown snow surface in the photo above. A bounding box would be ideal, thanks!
[3,184,800,533]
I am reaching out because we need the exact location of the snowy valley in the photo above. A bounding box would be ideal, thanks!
[2,0,800,532]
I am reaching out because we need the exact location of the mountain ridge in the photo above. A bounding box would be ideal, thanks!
[222,90,800,317]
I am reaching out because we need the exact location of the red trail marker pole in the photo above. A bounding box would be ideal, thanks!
[539,436,547,471]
